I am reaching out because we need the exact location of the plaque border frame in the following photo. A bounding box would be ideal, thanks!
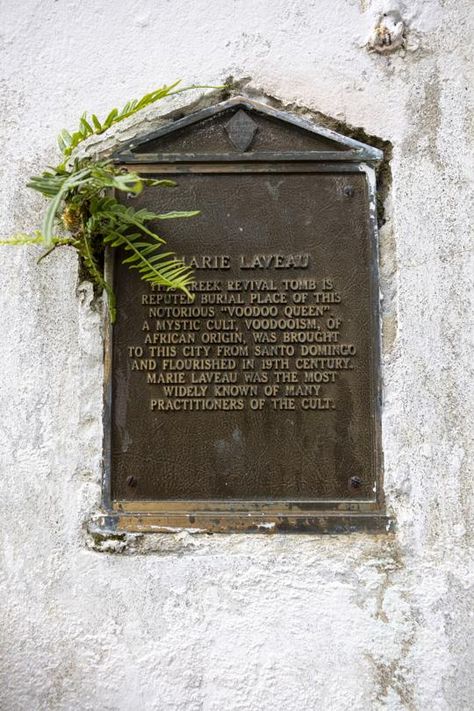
[98,98,391,535]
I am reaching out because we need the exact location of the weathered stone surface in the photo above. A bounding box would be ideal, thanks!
[0,1,472,709]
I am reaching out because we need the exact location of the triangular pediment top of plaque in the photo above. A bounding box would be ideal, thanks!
[113,96,382,164]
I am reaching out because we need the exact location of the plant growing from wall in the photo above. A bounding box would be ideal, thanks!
[1,81,215,322]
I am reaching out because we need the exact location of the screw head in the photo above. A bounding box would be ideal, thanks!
[126,475,138,488]
[349,476,362,490]
[343,185,355,197]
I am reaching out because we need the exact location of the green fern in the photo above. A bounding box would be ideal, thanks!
[0,232,77,252]
[57,80,219,164]
[87,196,197,299]
[0,81,219,321]
[24,158,199,320]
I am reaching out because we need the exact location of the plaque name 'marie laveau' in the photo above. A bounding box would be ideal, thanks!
[102,97,388,533]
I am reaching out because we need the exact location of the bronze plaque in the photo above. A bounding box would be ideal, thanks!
[104,98,386,533]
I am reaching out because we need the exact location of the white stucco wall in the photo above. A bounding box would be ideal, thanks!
[0,1,473,709]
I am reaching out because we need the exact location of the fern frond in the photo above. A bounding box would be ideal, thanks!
[143,178,176,189]
[88,164,146,195]
[6,83,209,313]
[58,82,223,159]
[104,228,194,298]
[27,171,68,198]
[0,232,75,248]
[154,211,200,220]
[0,233,45,246]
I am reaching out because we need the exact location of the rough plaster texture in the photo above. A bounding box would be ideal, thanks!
[0,1,473,709]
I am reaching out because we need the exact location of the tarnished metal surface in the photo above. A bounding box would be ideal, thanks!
[103,98,387,533]
[113,96,383,164]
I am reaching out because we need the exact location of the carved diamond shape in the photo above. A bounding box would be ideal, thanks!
[224,110,258,151]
